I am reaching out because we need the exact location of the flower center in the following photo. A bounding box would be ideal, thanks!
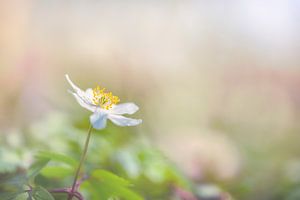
[92,86,120,110]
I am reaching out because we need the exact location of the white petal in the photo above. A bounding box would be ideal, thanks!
[108,114,142,127]
[66,74,94,106]
[65,74,83,93]
[110,103,139,115]
[70,92,96,112]
[90,111,108,130]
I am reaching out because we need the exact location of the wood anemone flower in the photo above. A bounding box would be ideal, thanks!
[66,74,142,130]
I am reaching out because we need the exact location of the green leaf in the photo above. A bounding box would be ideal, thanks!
[41,166,74,178]
[0,173,28,200]
[15,193,30,200]
[27,196,33,200]
[36,151,78,167]
[32,186,55,200]
[91,169,131,187]
[27,151,78,181]
[0,191,26,200]
[81,169,144,200]
[27,158,50,180]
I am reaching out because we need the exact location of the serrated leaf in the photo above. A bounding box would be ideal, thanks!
[36,151,78,167]
[91,169,131,187]
[27,158,50,180]
[41,166,73,178]
[32,186,55,200]
[15,192,30,200]
[0,173,28,200]
[0,191,26,200]
[81,169,143,200]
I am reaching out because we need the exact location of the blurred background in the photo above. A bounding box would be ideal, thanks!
[1,0,300,199]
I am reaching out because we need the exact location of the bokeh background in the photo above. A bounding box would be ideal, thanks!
[1,1,300,200]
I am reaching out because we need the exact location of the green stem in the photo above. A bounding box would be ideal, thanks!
[68,124,93,200]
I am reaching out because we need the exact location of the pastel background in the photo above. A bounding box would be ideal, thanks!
[1,1,300,200]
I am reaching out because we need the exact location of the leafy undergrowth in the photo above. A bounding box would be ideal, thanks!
[0,112,226,200]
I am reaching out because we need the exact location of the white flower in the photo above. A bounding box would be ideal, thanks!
[66,74,142,130]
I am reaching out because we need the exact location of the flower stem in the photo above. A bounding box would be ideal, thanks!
[68,124,93,200]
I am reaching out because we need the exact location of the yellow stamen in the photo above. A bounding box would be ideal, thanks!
[92,85,120,110]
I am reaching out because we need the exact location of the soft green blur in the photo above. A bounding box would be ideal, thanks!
[1,1,300,200]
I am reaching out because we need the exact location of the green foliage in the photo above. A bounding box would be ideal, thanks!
[31,186,55,200]
[0,189,25,200]
[82,169,143,200]
[0,113,198,200]
[0,173,27,200]
[40,166,73,178]
[35,151,78,167]
[27,158,50,181]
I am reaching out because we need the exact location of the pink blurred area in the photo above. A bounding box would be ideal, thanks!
[1,0,300,183]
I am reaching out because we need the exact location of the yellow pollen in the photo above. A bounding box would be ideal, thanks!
[92,86,120,110]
